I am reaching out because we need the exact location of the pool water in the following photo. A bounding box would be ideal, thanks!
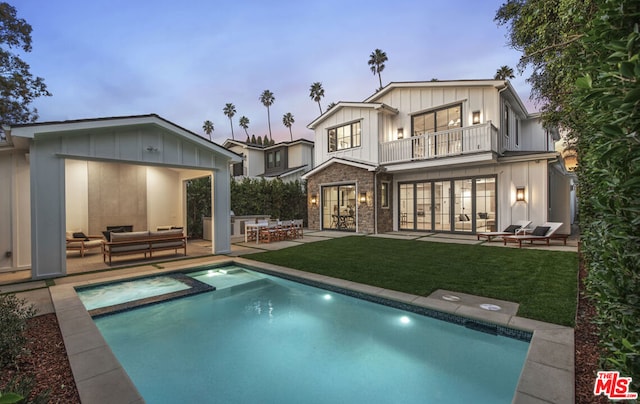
[77,276,190,311]
[93,266,529,403]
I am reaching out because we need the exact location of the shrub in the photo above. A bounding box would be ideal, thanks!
[0,294,37,368]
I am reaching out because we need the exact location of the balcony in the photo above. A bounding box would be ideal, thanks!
[379,122,499,164]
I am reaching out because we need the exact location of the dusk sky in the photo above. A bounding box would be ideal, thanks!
[14,0,533,144]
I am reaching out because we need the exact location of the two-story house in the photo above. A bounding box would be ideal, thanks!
[303,80,575,235]
[223,138,314,183]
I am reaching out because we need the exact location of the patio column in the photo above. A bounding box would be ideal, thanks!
[211,170,232,254]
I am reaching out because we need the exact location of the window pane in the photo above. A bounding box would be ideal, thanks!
[454,179,473,233]
[399,183,414,230]
[475,178,496,232]
[381,182,389,208]
[328,129,336,152]
[352,122,361,147]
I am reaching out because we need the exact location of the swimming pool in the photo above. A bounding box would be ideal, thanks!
[90,265,530,403]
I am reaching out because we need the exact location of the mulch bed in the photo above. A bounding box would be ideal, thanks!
[0,265,606,403]
[0,313,80,403]
[575,261,609,403]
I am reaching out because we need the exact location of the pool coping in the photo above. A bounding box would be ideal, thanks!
[49,256,574,404]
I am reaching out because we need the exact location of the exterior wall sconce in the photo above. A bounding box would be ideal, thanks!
[310,194,317,206]
[397,128,404,139]
[359,192,367,205]
[516,186,526,202]
[472,111,481,125]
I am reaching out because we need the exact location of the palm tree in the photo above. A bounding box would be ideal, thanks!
[239,116,250,139]
[202,120,214,140]
[282,112,295,141]
[259,90,275,141]
[309,82,325,115]
[223,103,236,140]
[494,65,515,80]
[368,49,388,90]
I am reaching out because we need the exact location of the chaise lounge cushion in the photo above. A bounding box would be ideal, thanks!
[503,225,520,233]
[531,226,550,236]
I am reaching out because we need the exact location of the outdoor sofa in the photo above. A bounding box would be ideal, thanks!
[102,228,187,265]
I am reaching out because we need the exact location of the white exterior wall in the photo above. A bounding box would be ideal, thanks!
[287,142,313,169]
[391,160,549,231]
[314,107,379,165]
[520,117,552,151]
[146,166,181,231]
[375,85,502,140]
[65,160,89,233]
[0,152,30,272]
[246,148,265,177]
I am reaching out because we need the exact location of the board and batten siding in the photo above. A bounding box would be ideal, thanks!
[315,107,379,165]
[373,85,501,143]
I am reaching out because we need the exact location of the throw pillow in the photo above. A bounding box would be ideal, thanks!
[102,231,111,241]
[73,232,89,241]
[532,226,550,236]
[503,225,520,233]
[478,212,488,219]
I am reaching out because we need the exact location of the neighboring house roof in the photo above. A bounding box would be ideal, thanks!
[10,114,242,162]
[301,157,378,180]
[307,102,398,129]
[261,164,309,179]
[223,138,314,150]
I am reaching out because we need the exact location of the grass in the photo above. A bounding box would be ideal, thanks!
[248,236,579,326]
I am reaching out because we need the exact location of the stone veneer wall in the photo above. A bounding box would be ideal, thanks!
[307,163,383,234]
[376,172,394,233]
[87,162,148,234]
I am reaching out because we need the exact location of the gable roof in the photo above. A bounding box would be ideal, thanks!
[301,157,378,179]
[10,114,240,162]
[307,102,398,130]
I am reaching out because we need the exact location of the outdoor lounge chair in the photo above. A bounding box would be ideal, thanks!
[66,231,104,257]
[501,222,563,248]
[476,220,532,241]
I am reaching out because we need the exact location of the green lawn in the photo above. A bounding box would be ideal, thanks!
[247,236,579,326]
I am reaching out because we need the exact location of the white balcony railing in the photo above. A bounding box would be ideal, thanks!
[379,122,499,164]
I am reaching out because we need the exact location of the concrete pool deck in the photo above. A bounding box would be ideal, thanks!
[1,231,577,403]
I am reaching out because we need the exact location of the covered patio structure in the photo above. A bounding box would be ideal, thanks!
[0,114,241,280]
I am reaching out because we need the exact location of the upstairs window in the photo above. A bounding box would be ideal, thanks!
[328,121,361,152]
[504,106,510,137]
[266,149,284,170]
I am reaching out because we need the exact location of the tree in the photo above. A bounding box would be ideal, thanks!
[282,112,294,141]
[496,0,640,387]
[202,120,214,140]
[309,82,324,115]
[327,102,336,110]
[368,49,388,91]
[223,103,236,140]
[239,115,250,139]
[259,90,275,141]
[494,65,515,80]
[250,134,256,144]
[0,3,51,124]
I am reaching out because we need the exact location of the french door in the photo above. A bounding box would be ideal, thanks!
[322,184,356,231]
[399,177,496,233]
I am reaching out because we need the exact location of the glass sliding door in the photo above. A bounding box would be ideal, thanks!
[399,176,495,233]
[434,181,451,231]
[416,182,432,230]
[399,183,414,230]
[475,178,496,232]
[454,179,473,232]
[322,184,356,231]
